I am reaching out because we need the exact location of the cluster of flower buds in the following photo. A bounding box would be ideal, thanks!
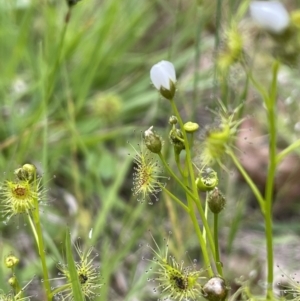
[14,164,36,183]
[169,127,185,154]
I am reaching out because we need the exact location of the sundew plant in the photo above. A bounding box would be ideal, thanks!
[2,0,300,301]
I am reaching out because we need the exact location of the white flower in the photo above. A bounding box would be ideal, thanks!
[144,126,154,137]
[249,1,290,34]
[150,60,176,99]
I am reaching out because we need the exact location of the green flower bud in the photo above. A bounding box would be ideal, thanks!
[184,121,199,133]
[202,277,228,301]
[159,81,176,100]
[5,255,19,268]
[14,164,36,183]
[8,276,17,287]
[169,128,185,154]
[195,168,218,192]
[208,187,226,214]
[143,126,162,154]
[169,115,178,125]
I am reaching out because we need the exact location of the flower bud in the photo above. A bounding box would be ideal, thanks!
[202,277,228,301]
[143,126,162,154]
[249,1,290,34]
[196,168,218,192]
[5,255,19,268]
[169,128,185,154]
[208,187,226,214]
[14,164,36,183]
[169,115,178,125]
[184,121,199,133]
[150,60,176,100]
[8,276,17,287]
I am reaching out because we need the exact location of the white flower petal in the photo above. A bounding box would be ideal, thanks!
[89,228,93,239]
[144,126,154,137]
[250,1,290,33]
[150,64,163,89]
[160,60,176,82]
[150,60,176,90]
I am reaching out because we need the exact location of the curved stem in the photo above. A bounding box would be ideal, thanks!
[158,182,189,213]
[158,152,194,200]
[276,139,300,164]
[227,148,265,214]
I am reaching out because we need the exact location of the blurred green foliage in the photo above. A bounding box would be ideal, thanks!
[1,0,300,300]
[0,0,215,300]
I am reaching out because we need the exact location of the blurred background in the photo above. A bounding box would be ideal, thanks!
[1,0,300,300]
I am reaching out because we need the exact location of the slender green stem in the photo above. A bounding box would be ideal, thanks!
[50,284,70,298]
[31,175,51,300]
[28,215,39,248]
[182,173,213,276]
[276,139,300,164]
[170,100,197,190]
[227,148,265,214]
[167,100,217,260]
[159,155,213,276]
[175,152,185,178]
[193,198,216,256]
[264,62,279,300]
[158,182,189,213]
[158,152,194,200]
[214,213,223,276]
[188,198,214,277]
[244,66,269,103]
[202,192,209,243]
[168,100,219,271]
[159,152,216,261]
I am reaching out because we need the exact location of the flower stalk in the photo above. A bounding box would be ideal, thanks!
[263,61,279,300]
[29,170,51,300]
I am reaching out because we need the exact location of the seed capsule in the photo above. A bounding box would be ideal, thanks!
[202,277,228,301]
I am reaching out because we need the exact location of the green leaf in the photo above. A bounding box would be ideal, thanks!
[65,229,85,301]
